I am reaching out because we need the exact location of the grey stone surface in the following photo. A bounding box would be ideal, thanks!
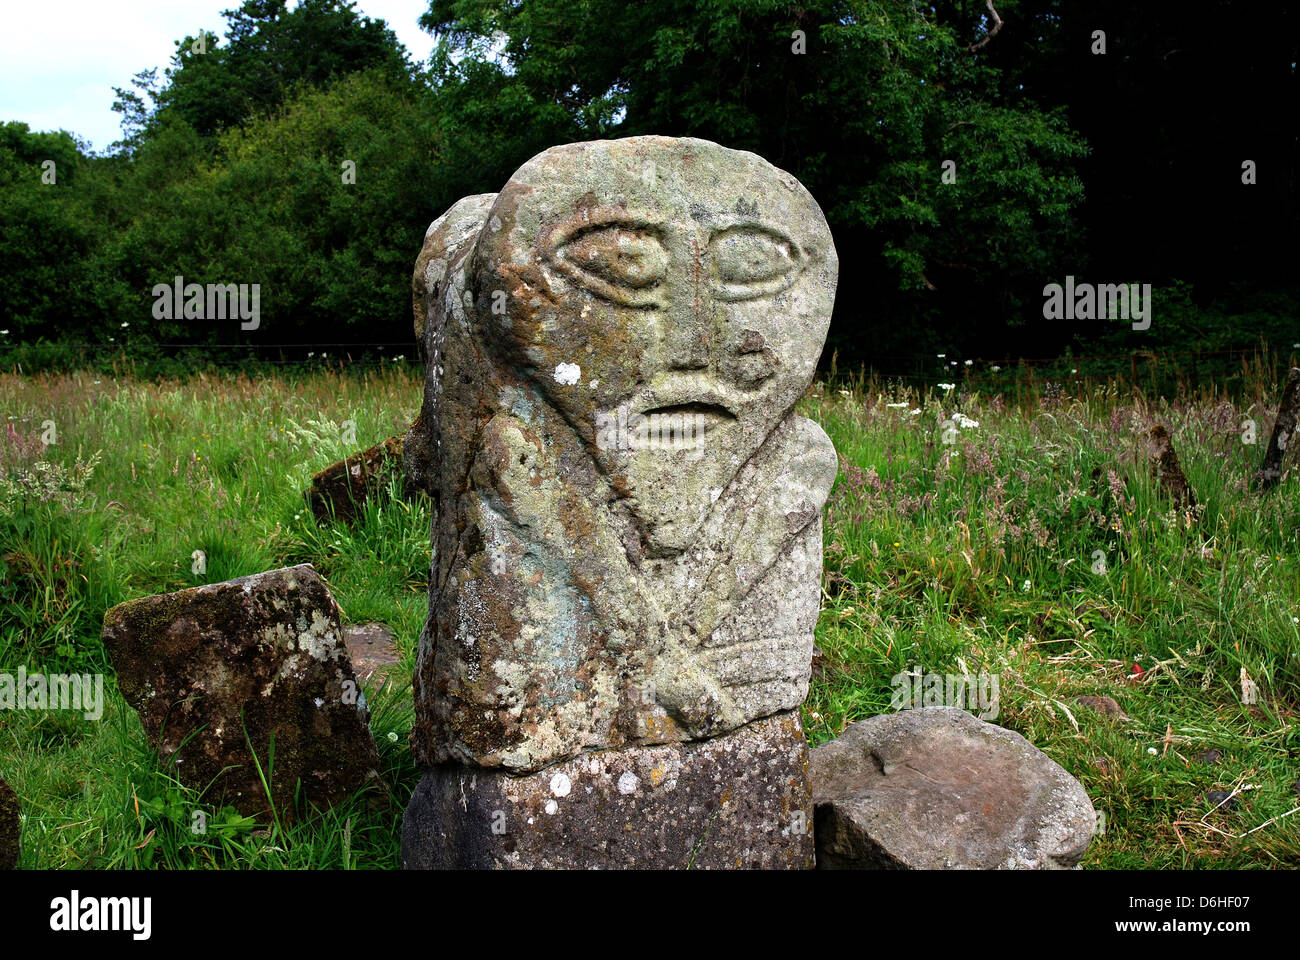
[402,711,813,869]
[405,136,839,776]
[0,776,17,869]
[811,707,1096,869]
[101,564,381,822]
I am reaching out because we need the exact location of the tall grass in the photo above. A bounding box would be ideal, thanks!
[2,365,1298,867]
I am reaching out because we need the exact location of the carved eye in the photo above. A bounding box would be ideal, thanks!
[709,227,803,301]
[549,223,668,308]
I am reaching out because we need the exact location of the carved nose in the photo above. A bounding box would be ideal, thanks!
[662,316,710,371]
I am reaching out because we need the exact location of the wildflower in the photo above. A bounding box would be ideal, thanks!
[938,383,955,391]
[838,389,851,397]
[120,322,129,328]
[387,731,399,742]
[953,413,979,429]
[886,402,908,409]
[991,365,1001,372]
[1146,747,1158,756]
[909,408,921,416]
[937,353,946,358]
[1021,579,1031,592]
[964,359,973,366]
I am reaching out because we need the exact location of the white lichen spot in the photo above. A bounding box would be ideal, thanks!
[544,799,558,815]
[617,771,639,795]
[553,362,581,386]
[549,772,572,797]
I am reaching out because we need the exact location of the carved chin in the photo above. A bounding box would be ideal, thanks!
[618,452,739,557]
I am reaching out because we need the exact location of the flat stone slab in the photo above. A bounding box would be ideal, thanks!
[0,776,18,869]
[811,707,1096,869]
[402,711,813,869]
[101,564,381,822]
[344,622,402,684]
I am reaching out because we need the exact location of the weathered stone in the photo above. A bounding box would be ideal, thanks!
[407,136,838,777]
[344,622,402,684]
[0,776,18,870]
[1256,367,1300,490]
[1145,424,1196,509]
[304,435,407,525]
[403,136,838,868]
[406,193,500,497]
[1075,694,1128,720]
[402,711,812,869]
[102,564,381,822]
[811,707,1096,869]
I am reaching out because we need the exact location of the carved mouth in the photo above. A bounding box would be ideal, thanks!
[628,403,735,450]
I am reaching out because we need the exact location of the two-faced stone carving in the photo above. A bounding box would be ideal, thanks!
[407,136,838,774]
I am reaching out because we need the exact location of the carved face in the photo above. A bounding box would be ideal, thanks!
[473,137,837,555]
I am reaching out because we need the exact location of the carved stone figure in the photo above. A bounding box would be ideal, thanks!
[403,136,837,867]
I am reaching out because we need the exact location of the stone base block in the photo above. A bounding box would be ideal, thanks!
[402,711,813,869]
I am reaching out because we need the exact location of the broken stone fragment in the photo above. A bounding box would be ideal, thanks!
[1256,367,1300,490]
[101,564,381,822]
[811,707,1096,869]
[1145,424,1196,509]
[0,775,18,869]
[304,435,410,525]
[402,711,813,869]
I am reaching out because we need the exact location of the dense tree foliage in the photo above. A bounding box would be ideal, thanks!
[2,0,1296,372]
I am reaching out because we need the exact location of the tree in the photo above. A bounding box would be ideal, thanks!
[419,0,1090,361]
[119,0,413,144]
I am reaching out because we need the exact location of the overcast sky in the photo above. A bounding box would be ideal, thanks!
[0,0,437,152]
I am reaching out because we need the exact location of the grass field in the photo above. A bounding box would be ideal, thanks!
[2,364,1298,868]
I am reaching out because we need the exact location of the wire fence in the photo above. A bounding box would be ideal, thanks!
[2,340,1292,393]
